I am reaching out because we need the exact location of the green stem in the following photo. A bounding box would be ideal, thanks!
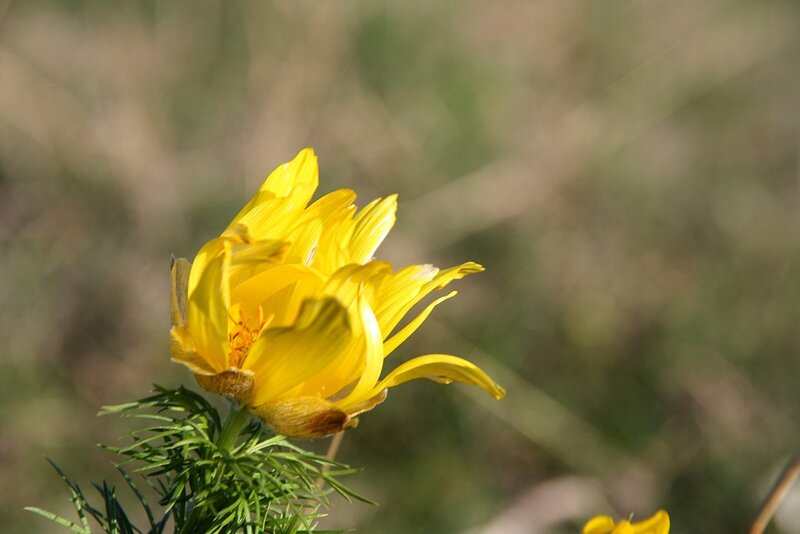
[178,405,251,534]
[217,403,250,450]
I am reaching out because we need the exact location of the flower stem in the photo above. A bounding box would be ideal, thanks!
[217,403,250,450]
[177,405,251,534]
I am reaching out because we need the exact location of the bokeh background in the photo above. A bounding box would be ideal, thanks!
[1,1,799,532]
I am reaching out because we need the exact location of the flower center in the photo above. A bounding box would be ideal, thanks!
[228,306,271,368]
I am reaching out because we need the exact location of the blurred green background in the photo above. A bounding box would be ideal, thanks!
[1,1,799,532]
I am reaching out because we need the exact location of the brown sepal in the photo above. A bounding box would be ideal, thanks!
[194,369,254,404]
[254,396,357,439]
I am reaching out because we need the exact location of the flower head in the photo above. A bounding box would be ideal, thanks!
[170,149,505,438]
[582,510,670,534]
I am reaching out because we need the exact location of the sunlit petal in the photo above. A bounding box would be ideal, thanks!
[334,294,385,410]
[231,264,326,314]
[582,511,669,534]
[244,298,351,406]
[367,354,506,400]
[349,195,397,264]
[582,516,618,534]
[185,251,230,372]
[375,262,483,336]
[228,148,319,231]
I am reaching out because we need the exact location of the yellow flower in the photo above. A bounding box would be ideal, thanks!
[582,510,670,534]
[170,148,505,438]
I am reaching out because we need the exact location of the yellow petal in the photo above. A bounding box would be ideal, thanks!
[227,190,275,233]
[232,197,301,242]
[187,237,226,299]
[305,189,358,274]
[581,511,669,534]
[349,195,397,264]
[228,148,319,231]
[169,326,221,375]
[427,262,485,290]
[262,280,318,328]
[323,261,392,310]
[253,396,354,439]
[227,239,288,288]
[632,511,669,534]
[382,291,457,357]
[371,263,436,327]
[367,354,506,400]
[334,293,385,410]
[258,148,318,202]
[299,285,385,402]
[582,516,617,534]
[344,388,388,417]
[244,298,351,406]
[307,189,357,223]
[185,251,230,372]
[375,262,483,336]
[283,217,322,266]
[231,264,326,315]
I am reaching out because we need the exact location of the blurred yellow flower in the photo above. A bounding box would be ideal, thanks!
[170,148,505,438]
[582,510,669,534]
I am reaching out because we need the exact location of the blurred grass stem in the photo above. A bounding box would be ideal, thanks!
[326,431,345,461]
[750,453,800,534]
[317,432,345,490]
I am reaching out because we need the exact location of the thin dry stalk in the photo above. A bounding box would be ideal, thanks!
[317,431,346,491]
[750,453,800,534]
